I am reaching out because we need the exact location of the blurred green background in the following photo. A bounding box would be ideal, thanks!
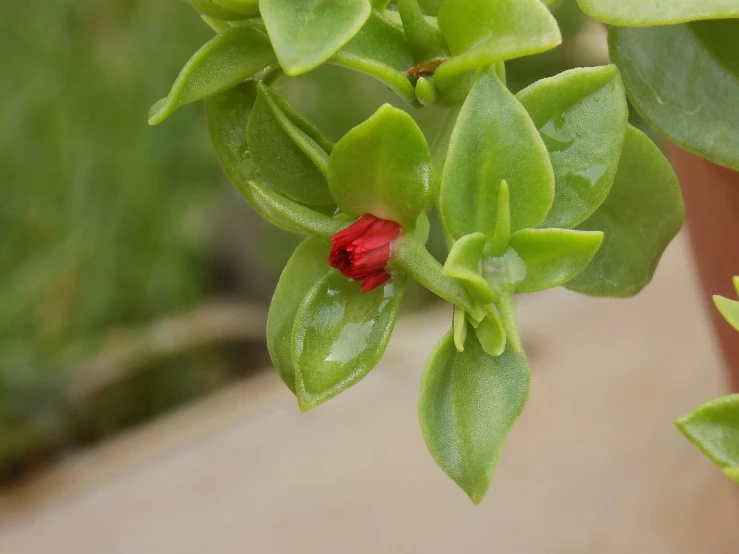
[0,0,602,483]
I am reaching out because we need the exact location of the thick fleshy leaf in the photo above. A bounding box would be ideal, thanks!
[205,82,258,190]
[328,104,431,229]
[149,25,275,125]
[435,0,561,86]
[715,295,739,332]
[509,229,603,293]
[724,468,739,485]
[293,272,406,410]
[578,0,739,25]
[566,126,684,297]
[610,22,739,171]
[474,310,506,357]
[415,77,439,106]
[243,181,344,237]
[418,0,444,16]
[331,10,417,103]
[517,66,628,228]
[247,84,334,206]
[420,331,530,504]
[185,0,249,20]
[443,233,495,303]
[267,238,332,393]
[676,394,739,469]
[261,0,371,76]
[440,69,555,239]
[212,0,259,15]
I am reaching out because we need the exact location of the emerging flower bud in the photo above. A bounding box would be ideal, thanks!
[329,215,402,292]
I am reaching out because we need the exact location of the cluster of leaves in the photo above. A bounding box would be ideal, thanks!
[151,0,690,503]
[581,0,739,171]
[677,279,739,486]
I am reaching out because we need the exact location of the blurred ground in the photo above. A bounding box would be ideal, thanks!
[0,233,736,553]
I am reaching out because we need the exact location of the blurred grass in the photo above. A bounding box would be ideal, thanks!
[0,0,229,477]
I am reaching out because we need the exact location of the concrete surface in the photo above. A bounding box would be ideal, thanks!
[0,234,737,553]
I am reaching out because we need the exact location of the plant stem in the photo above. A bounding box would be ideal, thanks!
[391,234,484,320]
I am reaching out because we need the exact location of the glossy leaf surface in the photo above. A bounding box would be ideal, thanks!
[420,332,529,504]
[578,0,739,25]
[293,273,405,410]
[328,104,431,229]
[676,395,739,469]
[517,66,628,228]
[331,11,417,103]
[440,69,554,239]
[205,82,257,191]
[610,21,739,171]
[509,229,603,293]
[243,181,343,237]
[261,0,371,76]
[247,84,334,206]
[267,238,331,392]
[566,126,684,297]
[436,0,561,84]
[149,25,275,125]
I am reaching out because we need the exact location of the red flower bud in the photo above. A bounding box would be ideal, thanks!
[329,215,402,292]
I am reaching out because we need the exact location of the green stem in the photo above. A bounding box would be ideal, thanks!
[391,234,484,320]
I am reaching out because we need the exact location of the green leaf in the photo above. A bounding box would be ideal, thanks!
[509,229,603,293]
[453,306,468,352]
[676,394,739,469]
[242,181,344,237]
[610,21,739,171]
[415,77,439,106]
[267,237,332,393]
[149,25,276,125]
[420,331,530,504]
[443,233,495,304]
[247,84,334,206]
[185,0,250,20]
[396,0,449,63]
[440,69,554,239]
[435,0,561,86]
[293,272,406,410]
[578,0,739,25]
[517,66,628,228]
[205,82,258,190]
[566,126,684,297]
[328,104,431,229]
[261,0,371,76]
[212,0,259,15]
[724,468,739,485]
[331,10,417,104]
[714,295,739,332]
[474,309,506,357]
